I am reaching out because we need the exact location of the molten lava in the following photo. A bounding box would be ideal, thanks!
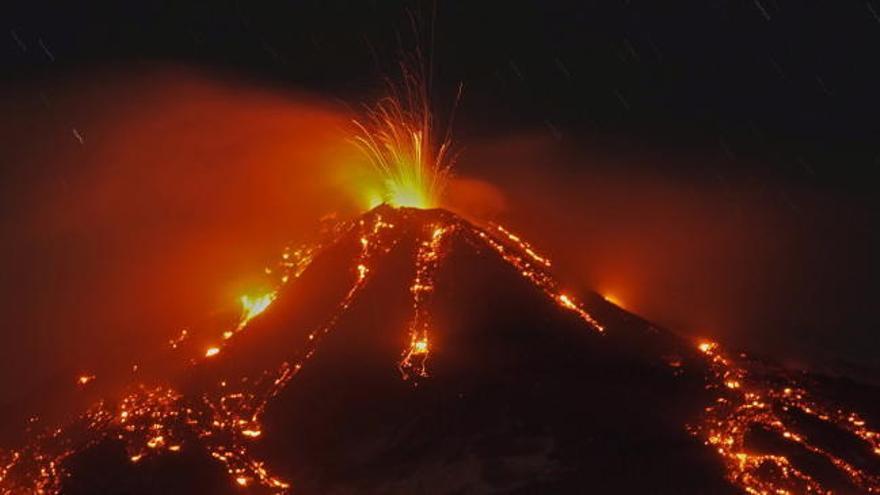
[690,340,880,494]
[0,205,608,494]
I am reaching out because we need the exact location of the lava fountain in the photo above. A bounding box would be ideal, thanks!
[350,62,458,210]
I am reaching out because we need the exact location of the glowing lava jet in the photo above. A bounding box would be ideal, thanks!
[350,63,458,210]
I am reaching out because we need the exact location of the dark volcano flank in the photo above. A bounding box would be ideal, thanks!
[2,206,878,494]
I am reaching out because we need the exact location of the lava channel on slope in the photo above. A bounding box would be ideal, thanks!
[1,205,879,494]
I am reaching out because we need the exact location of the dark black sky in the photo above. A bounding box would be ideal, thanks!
[1,1,878,379]
[4,1,880,187]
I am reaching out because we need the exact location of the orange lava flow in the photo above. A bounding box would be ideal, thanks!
[490,223,552,268]
[0,208,608,494]
[472,226,605,333]
[399,224,453,379]
[691,340,880,494]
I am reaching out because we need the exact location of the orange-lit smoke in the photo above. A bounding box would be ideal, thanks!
[455,134,877,372]
[0,67,365,427]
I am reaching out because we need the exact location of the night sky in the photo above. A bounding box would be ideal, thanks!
[1,0,878,406]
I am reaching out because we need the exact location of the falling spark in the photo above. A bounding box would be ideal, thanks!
[869,2,880,24]
[752,0,771,20]
[9,30,26,52]
[205,347,220,358]
[37,38,54,62]
[71,128,84,145]
[169,328,189,349]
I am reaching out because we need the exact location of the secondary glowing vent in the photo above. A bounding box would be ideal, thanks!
[237,292,276,331]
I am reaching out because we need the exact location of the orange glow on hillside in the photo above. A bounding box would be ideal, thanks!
[601,292,623,307]
[5,206,879,495]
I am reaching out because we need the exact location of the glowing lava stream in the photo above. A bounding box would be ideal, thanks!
[691,341,880,494]
[0,206,609,494]
[399,223,454,380]
[2,204,880,495]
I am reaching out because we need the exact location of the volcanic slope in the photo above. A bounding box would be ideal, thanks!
[2,206,879,494]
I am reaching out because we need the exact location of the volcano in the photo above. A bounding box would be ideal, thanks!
[2,205,879,494]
